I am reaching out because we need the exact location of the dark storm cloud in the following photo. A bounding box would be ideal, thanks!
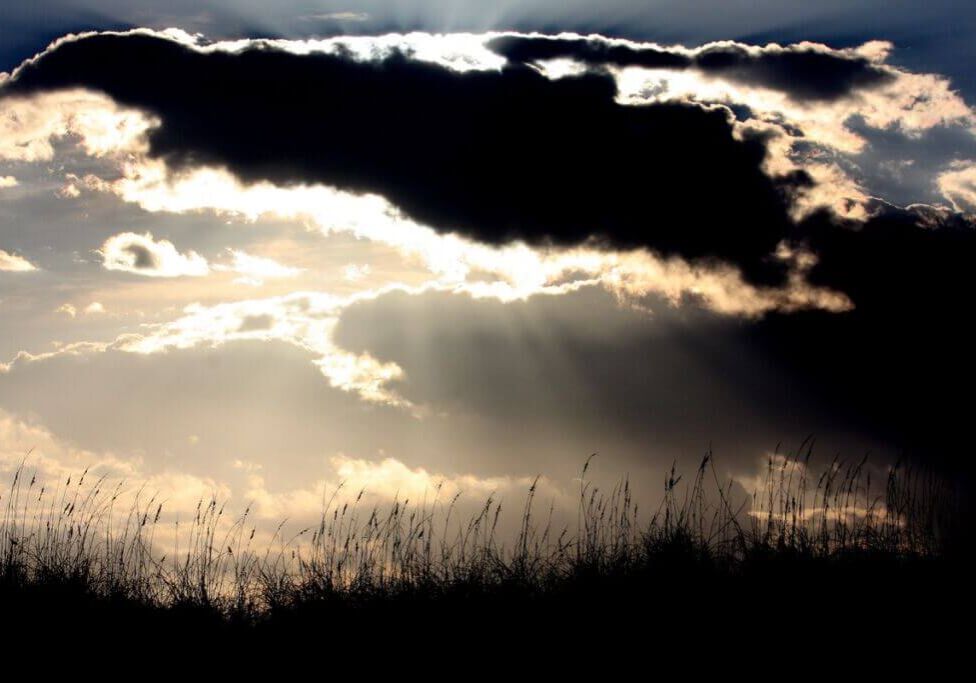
[331,285,877,478]
[3,31,806,285]
[747,203,976,472]
[488,35,693,71]
[488,35,894,101]
[330,202,976,481]
[692,43,893,100]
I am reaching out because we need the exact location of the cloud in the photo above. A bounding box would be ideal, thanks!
[1,259,967,493]
[488,35,895,102]
[0,88,153,162]
[236,453,560,521]
[99,231,210,277]
[0,175,17,188]
[68,161,850,317]
[938,161,976,213]
[0,408,237,555]
[0,26,974,433]
[302,12,370,22]
[0,409,138,483]
[610,52,972,158]
[0,27,973,526]
[5,29,973,302]
[742,202,976,464]
[0,248,36,271]
[2,30,813,286]
[0,405,563,549]
[342,263,372,281]
[329,284,890,477]
[84,301,106,314]
[329,199,976,470]
[0,249,852,424]
[114,290,413,408]
[2,30,972,312]
[216,248,303,285]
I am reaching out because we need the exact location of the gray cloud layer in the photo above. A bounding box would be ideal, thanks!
[0,288,886,488]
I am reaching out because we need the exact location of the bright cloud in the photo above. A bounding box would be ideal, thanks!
[118,290,412,408]
[236,454,558,521]
[612,41,974,154]
[0,406,565,553]
[216,248,303,285]
[0,89,154,162]
[302,12,370,22]
[76,162,849,317]
[342,263,372,281]
[938,161,976,213]
[4,287,413,408]
[0,249,36,272]
[100,231,210,277]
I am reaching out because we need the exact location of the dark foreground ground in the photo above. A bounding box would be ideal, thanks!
[4,551,972,666]
[3,456,972,668]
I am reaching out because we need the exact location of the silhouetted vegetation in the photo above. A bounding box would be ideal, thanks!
[1,448,969,646]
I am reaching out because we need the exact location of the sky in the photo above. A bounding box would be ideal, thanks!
[1,2,974,535]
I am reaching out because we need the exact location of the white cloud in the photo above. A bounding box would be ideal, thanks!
[0,89,154,163]
[303,12,370,22]
[18,28,507,74]
[1,340,133,375]
[0,249,36,272]
[608,37,975,219]
[0,175,17,188]
[117,290,412,408]
[1,258,847,416]
[790,162,870,221]
[342,263,372,281]
[235,453,561,521]
[79,162,849,317]
[4,287,413,408]
[57,181,81,198]
[0,407,568,555]
[55,303,77,318]
[938,161,976,213]
[612,39,974,154]
[216,248,302,285]
[100,231,210,277]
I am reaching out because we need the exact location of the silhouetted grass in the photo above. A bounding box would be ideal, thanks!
[1,446,968,639]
